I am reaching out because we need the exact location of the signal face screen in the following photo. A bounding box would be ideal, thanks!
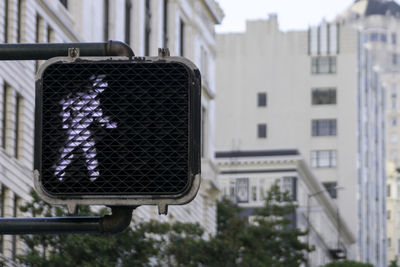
[36,61,198,196]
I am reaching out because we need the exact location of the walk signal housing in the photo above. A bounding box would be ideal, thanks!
[34,56,201,214]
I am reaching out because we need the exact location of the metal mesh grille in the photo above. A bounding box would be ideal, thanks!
[38,61,193,196]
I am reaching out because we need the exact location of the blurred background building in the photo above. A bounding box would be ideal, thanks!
[216,150,356,266]
[215,0,400,266]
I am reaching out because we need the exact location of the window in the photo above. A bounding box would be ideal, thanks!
[393,54,398,65]
[179,19,185,56]
[311,150,337,168]
[392,117,397,126]
[35,14,42,71]
[59,0,68,8]
[370,33,379,42]
[47,26,54,43]
[4,0,9,43]
[15,94,22,158]
[323,182,337,199]
[392,97,397,109]
[393,33,397,45]
[144,0,151,56]
[257,124,267,138]
[312,119,337,136]
[388,210,391,220]
[312,88,336,105]
[17,0,23,43]
[236,178,249,203]
[282,177,297,201]
[162,0,168,48]
[229,181,235,202]
[251,186,257,201]
[398,185,400,199]
[389,237,392,247]
[2,83,8,149]
[388,184,391,198]
[124,0,132,44]
[257,92,267,107]
[311,56,336,74]
[104,0,109,41]
[381,33,387,42]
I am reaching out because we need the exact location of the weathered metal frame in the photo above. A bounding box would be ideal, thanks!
[34,55,201,215]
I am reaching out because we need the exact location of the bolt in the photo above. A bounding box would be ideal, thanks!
[68,48,80,58]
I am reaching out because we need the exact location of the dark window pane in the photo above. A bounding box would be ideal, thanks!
[323,182,337,198]
[381,34,387,42]
[144,0,151,56]
[163,0,168,47]
[60,0,68,8]
[311,119,337,136]
[370,33,379,42]
[311,56,336,74]
[257,124,267,138]
[104,0,109,41]
[257,92,267,107]
[4,0,8,43]
[125,0,132,44]
[180,19,185,56]
[312,88,336,105]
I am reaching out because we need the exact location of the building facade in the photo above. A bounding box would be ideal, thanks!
[216,150,356,267]
[386,161,400,262]
[215,1,396,265]
[0,0,223,264]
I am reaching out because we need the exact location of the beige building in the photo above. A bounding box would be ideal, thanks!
[386,161,400,262]
[0,0,223,264]
[215,0,400,264]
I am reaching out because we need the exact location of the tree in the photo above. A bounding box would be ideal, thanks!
[389,256,399,267]
[18,184,312,266]
[17,190,171,267]
[323,260,374,267]
[238,182,312,266]
[163,182,312,266]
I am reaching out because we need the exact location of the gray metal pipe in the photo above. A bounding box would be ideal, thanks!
[0,206,135,235]
[0,40,134,60]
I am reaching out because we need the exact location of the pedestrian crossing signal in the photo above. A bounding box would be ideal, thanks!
[34,56,201,214]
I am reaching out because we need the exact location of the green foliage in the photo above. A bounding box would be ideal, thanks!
[162,182,312,267]
[18,190,171,267]
[322,260,374,267]
[18,184,312,266]
[389,256,399,267]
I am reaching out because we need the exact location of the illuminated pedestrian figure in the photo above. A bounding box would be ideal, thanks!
[54,75,117,182]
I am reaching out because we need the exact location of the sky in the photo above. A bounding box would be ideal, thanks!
[215,0,354,33]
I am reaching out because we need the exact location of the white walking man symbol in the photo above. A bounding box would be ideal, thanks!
[54,74,117,182]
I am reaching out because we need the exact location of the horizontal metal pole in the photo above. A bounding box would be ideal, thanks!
[0,40,134,60]
[0,216,101,234]
[0,206,135,235]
